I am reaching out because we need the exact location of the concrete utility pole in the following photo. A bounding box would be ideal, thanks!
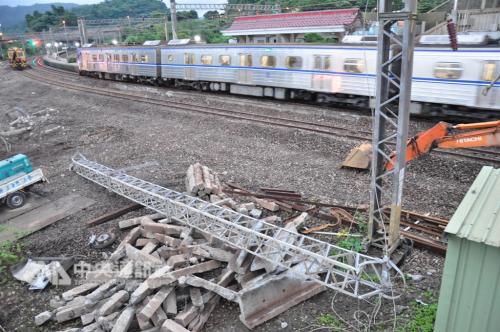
[164,15,169,42]
[77,18,88,45]
[368,0,417,254]
[62,20,69,60]
[170,0,178,40]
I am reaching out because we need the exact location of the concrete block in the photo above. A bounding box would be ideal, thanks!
[174,304,199,327]
[190,287,204,309]
[119,216,153,230]
[253,198,279,212]
[154,233,182,247]
[111,307,135,332]
[34,311,53,326]
[138,286,173,322]
[130,281,153,305]
[147,260,221,289]
[180,275,237,302]
[141,242,158,254]
[110,226,142,261]
[99,290,129,316]
[136,238,159,247]
[125,244,162,265]
[151,307,168,327]
[62,282,100,301]
[161,319,190,332]
[249,208,262,218]
[163,288,177,314]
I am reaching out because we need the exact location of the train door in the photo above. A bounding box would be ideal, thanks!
[238,54,253,84]
[477,61,500,108]
[106,53,112,72]
[184,53,195,80]
[311,55,333,91]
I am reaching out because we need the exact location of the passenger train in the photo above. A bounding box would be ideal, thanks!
[77,43,500,118]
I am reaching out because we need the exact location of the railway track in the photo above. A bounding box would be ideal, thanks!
[24,61,500,166]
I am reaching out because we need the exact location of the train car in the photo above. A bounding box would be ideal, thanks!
[78,46,159,82]
[7,48,27,70]
[77,43,500,118]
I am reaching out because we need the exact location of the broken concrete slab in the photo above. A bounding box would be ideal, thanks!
[238,274,325,329]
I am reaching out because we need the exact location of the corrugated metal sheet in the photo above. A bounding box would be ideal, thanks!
[445,166,500,247]
[434,237,500,332]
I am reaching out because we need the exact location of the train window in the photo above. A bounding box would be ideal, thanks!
[98,54,104,62]
[132,54,138,62]
[219,55,231,66]
[184,53,195,64]
[239,54,252,67]
[313,55,331,70]
[433,62,463,79]
[482,61,497,81]
[113,54,120,62]
[122,54,129,62]
[140,54,148,63]
[260,55,276,68]
[92,54,98,62]
[167,54,174,61]
[285,56,302,69]
[344,59,365,73]
[201,55,213,65]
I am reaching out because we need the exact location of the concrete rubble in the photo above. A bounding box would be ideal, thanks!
[34,213,321,331]
[34,163,326,331]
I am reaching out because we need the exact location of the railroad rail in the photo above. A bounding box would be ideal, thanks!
[25,62,500,166]
[71,153,403,299]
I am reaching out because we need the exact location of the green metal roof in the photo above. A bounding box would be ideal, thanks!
[445,166,500,247]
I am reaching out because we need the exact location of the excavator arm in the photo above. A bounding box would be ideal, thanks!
[385,120,500,170]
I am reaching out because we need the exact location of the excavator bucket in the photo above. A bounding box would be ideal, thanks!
[342,143,372,169]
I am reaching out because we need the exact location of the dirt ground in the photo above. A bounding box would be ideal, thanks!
[0,60,493,332]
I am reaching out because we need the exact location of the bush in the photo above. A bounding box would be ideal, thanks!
[304,33,325,43]
[67,57,77,63]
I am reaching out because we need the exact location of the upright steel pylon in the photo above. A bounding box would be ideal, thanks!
[368,0,417,253]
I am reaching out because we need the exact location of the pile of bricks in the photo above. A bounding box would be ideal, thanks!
[185,163,222,199]
[34,212,321,331]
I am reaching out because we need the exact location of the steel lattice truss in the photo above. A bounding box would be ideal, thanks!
[369,2,417,252]
[175,3,281,11]
[72,154,401,299]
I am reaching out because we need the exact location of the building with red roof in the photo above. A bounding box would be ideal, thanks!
[222,9,362,43]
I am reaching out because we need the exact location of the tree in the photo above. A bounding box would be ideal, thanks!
[177,10,198,21]
[25,5,77,32]
[204,10,220,20]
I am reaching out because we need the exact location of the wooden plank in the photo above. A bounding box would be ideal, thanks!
[0,194,95,243]
[86,203,141,227]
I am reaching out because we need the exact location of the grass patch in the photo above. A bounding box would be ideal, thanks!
[398,301,438,332]
[317,313,342,330]
[354,211,368,234]
[338,234,364,252]
[0,241,23,277]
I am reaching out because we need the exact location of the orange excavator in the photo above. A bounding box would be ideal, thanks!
[342,120,500,170]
